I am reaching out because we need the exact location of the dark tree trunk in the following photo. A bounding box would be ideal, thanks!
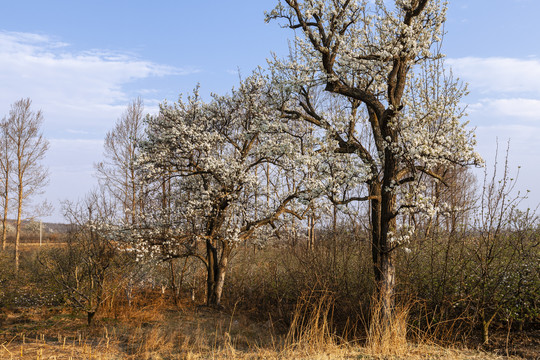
[205,239,230,307]
[206,239,218,305]
[379,145,398,321]
[369,148,398,322]
[169,259,178,306]
[87,311,96,326]
[370,188,396,318]
[370,182,382,285]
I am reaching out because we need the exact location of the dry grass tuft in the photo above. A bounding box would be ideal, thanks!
[282,290,348,358]
[364,297,410,357]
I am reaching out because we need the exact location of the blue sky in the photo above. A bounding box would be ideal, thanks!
[0,0,539,222]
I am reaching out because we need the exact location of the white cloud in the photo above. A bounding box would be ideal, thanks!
[447,57,540,96]
[0,31,197,136]
[468,98,540,122]
[447,57,540,126]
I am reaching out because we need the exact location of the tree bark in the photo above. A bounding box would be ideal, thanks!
[1,169,8,252]
[370,184,397,328]
[206,240,215,305]
[15,182,23,273]
[379,145,398,320]
[370,182,382,285]
[369,149,398,322]
[214,253,229,306]
[205,239,230,307]
[482,317,490,345]
[206,239,221,306]
[169,259,178,306]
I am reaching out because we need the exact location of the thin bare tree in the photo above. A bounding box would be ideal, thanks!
[0,120,14,251]
[4,98,49,272]
[95,98,145,225]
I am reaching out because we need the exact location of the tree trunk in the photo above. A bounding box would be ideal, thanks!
[169,259,178,306]
[379,210,397,320]
[379,250,396,318]
[206,239,219,306]
[15,183,23,273]
[205,239,230,307]
[1,175,8,252]
[482,319,489,345]
[370,183,382,286]
[87,311,96,326]
[370,196,397,319]
[369,159,398,322]
[214,255,228,306]
[307,215,315,251]
[480,308,498,344]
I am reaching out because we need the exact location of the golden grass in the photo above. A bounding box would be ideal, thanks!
[0,332,523,360]
[364,297,410,357]
[0,331,119,360]
[0,298,526,360]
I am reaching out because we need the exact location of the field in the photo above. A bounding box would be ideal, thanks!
[1,297,536,360]
[1,235,538,360]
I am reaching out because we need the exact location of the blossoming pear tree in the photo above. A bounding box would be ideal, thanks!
[134,73,309,306]
[266,0,482,318]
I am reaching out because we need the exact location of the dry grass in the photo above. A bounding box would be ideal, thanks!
[0,330,525,359]
[0,330,121,359]
[284,291,338,349]
[0,296,529,360]
[363,298,410,357]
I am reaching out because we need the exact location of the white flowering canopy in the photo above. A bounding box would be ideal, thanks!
[266,0,482,238]
[132,72,311,259]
